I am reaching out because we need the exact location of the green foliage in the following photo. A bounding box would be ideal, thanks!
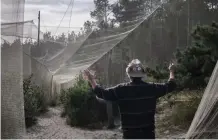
[112,0,149,26]
[90,0,110,21]
[156,90,202,131]
[24,74,48,127]
[90,0,118,30]
[175,22,218,89]
[145,63,169,82]
[170,90,202,128]
[60,73,107,128]
[146,22,218,90]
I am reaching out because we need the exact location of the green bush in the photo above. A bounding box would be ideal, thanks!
[23,75,48,127]
[170,90,202,128]
[146,22,218,90]
[60,73,107,128]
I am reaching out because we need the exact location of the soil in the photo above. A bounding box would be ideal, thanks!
[26,107,186,139]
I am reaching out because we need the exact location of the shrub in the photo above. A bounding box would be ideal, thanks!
[59,73,107,128]
[59,89,70,117]
[23,75,48,127]
[145,22,218,91]
[170,90,202,128]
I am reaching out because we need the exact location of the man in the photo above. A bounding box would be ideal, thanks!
[84,59,176,139]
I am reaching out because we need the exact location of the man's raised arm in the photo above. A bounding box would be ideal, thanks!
[84,70,118,101]
[153,63,176,98]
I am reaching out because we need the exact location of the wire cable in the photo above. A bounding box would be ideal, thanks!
[68,0,74,33]
[54,0,73,35]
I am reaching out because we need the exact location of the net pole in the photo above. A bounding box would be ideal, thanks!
[37,11,40,47]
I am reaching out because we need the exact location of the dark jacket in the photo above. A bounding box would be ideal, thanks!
[93,78,176,139]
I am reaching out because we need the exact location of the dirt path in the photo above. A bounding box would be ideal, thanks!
[26,107,122,139]
[26,107,185,139]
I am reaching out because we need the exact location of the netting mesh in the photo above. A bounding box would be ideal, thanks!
[1,0,26,139]
[1,0,218,138]
[186,61,218,139]
[1,20,42,40]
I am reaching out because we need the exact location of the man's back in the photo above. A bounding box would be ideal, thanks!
[93,79,176,139]
[85,61,176,139]
[117,79,176,138]
[115,81,157,129]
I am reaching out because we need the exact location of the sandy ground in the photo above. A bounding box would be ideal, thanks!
[26,107,186,139]
[26,107,122,139]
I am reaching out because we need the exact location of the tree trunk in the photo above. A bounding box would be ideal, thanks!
[176,17,179,48]
[187,0,190,47]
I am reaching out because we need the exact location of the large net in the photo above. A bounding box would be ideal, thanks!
[1,0,218,139]
[186,61,218,139]
[1,0,26,138]
[2,0,165,96]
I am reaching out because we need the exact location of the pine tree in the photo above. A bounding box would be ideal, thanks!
[90,0,111,29]
[175,22,218,89]
[112,0,149,27]
[147,22,218,90]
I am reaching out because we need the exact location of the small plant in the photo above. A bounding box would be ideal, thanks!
[23,74,48,127]
[59,89,70,117]
[170,90,202,128]
[59,73,107,128]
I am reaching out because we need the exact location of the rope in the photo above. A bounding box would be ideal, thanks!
[68,0,74,33]
[54,0,73,35]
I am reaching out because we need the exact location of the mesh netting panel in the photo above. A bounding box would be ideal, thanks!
[186,61,218,139]
[30,57,53,102]
[1,0,26,138]
[23,44,32,78]
[52,0,163,85]
[1,20,43,41]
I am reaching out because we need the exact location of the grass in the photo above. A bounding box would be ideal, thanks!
[156,90,203,136]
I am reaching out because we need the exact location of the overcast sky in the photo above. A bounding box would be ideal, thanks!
[1,0,116,36]
[25,0,95,35]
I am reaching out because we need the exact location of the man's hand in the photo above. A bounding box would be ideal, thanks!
[168,63,175,79]
[169,63,176,72]
[83,69,97,89]
[83,69,95,81]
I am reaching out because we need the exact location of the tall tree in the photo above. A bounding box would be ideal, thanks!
[83,20,94,35]
[146,22,218,90]
[112,0,150,26]
[43,32,55,41]
[67,31,76,43]
[90,0,111,29]
[56,33,66,43]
